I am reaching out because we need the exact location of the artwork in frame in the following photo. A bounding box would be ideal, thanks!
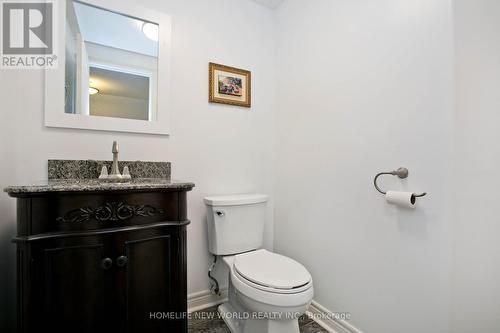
[209,62,251,108]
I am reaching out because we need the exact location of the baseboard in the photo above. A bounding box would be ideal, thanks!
[187,290,362,333]
[187,289,228,313]
[306,300,363,333]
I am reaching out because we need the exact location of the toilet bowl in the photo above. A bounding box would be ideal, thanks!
[219,250,313,333]
[204,194,314,333]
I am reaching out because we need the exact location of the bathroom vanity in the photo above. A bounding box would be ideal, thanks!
[4,161,194,333]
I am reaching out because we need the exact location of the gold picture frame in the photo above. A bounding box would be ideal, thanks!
[209,62,251,108]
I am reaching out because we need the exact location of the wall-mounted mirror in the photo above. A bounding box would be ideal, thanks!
[45,0,171,135]
[65,1,158,121]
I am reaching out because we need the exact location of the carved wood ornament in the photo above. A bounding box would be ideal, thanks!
[56,201,165,223]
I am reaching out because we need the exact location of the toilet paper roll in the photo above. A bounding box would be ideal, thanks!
[385,191,416,208]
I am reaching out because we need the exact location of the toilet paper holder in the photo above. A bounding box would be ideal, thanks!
[373,167,427,197]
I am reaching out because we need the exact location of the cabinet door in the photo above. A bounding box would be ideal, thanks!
[113,226,186,332]
[30,235,117,333]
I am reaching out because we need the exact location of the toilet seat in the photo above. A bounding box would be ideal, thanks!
[226,250,314,309]
[233,250,312,294]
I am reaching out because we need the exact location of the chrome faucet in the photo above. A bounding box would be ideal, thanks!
[99,141,131,182]
[111,141,121,177]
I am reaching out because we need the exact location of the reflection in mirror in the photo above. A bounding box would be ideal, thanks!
[65,0,158,121]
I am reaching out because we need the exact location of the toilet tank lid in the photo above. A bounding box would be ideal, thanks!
[204,194,268,206]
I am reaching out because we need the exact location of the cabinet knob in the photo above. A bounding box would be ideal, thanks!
[101,258,113,270]
[116,255,128,267]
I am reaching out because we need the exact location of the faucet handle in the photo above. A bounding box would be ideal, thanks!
[98,166,109,179]
[122,166,131,180]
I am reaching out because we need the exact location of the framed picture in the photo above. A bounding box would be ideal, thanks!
[209,62,251,108]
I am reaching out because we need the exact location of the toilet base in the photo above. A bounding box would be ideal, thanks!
[218,303,300,333]
[218,284,302,333]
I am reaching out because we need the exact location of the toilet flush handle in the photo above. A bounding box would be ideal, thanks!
[215,210,225,217]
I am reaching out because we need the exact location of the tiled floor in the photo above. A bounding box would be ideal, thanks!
[188,306,328,333]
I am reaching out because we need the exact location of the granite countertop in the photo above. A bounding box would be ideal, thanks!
[4,178,195,195]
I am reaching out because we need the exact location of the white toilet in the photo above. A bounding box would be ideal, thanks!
[204,194,314,333]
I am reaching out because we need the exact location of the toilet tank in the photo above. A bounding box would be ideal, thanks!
[204,194,268,255]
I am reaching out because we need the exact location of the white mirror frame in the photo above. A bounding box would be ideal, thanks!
[45,0,172,135]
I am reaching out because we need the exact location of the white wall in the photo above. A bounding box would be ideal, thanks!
[0,0,274,330]
[273,1,453,332]
[452,1,500,331]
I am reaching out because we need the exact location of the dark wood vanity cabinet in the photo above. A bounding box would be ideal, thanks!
[10,188,192,333]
